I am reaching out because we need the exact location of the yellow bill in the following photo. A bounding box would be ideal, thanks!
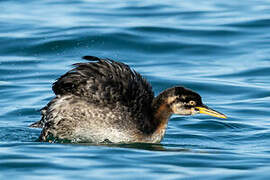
[195,106,227,119]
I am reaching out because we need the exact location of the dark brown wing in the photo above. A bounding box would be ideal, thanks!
[52,55,154,113]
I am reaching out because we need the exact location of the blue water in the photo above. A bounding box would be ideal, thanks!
[1,0,270,179]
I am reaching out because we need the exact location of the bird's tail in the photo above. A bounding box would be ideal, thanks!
[29,120,43,128]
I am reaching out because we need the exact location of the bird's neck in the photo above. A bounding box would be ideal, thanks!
[150,91,173,142]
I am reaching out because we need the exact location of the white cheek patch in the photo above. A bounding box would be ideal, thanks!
[190,108,198,115]
[172,104,192,115]
[180,109,192,115]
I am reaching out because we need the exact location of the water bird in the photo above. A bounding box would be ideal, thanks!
[30,56,227,143]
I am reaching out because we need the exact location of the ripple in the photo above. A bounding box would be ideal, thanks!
[225,18,270,29]
[182,120,237,131]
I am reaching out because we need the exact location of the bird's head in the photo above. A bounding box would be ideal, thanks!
[166,86,227,119]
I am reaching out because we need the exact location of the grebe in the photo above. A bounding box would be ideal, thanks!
[30,56,227,143]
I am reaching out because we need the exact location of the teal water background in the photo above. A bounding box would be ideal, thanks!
[1,0,270,179]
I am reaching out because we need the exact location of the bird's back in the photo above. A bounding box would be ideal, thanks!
[32,56,155,143]
[53,56,154,116]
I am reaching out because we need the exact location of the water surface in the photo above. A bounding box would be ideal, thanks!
[1,0,270,179]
